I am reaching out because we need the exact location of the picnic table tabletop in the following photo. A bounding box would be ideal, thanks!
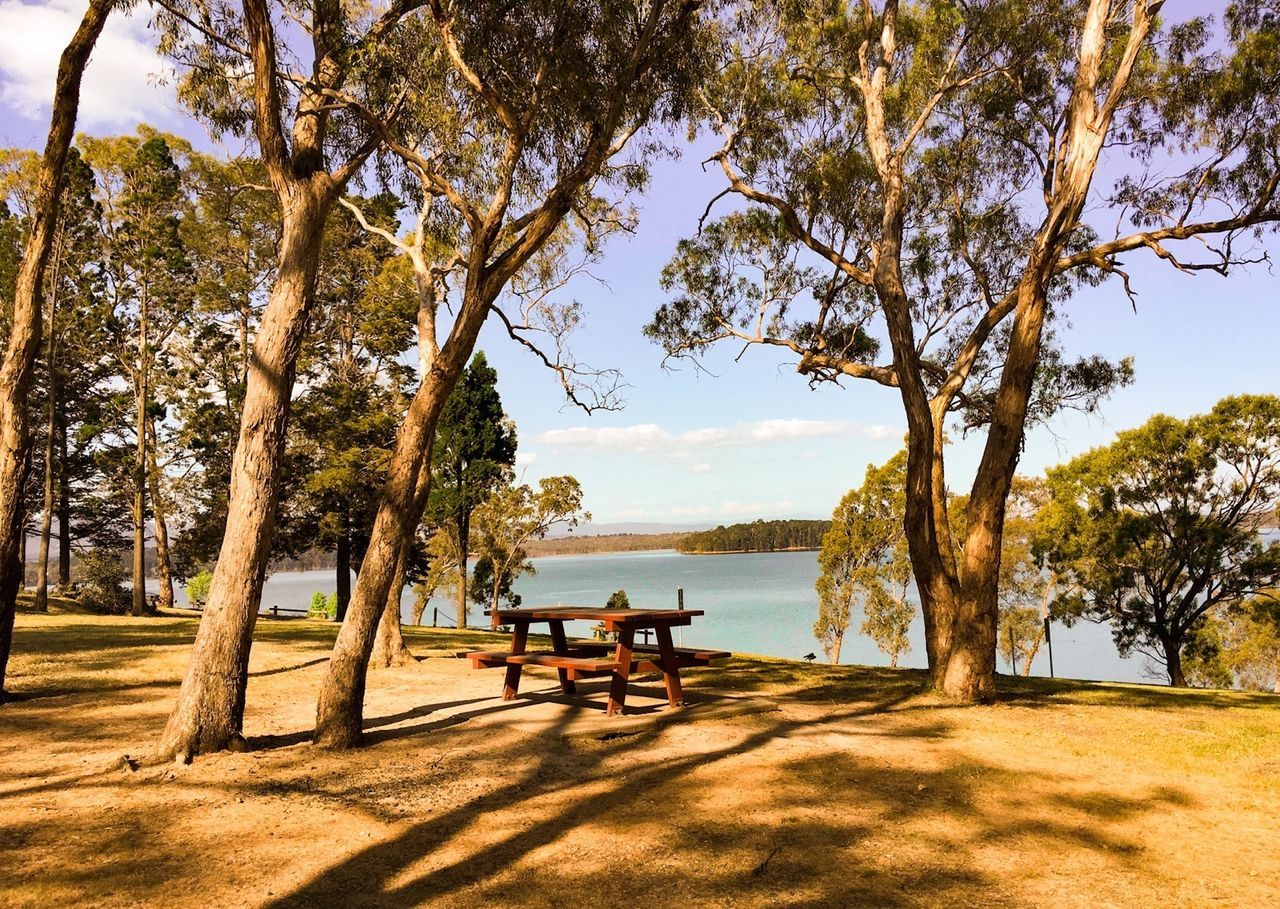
[494,606,703,629]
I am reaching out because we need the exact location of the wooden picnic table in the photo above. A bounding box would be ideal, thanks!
[465,606,730,716]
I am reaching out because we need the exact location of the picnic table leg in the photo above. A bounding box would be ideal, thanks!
[655,625,686,708]
[503,620,529,701]
[548,619,577,695]
[606,625,635,717]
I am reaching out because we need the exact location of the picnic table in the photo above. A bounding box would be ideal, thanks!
[465,606,730,716]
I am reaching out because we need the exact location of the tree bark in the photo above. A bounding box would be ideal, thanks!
[147,421,174,611]
[56,406,70,588]
[334,528,350,622]
[314,286,491,748]
[829,631,843,665]
[155,188,331,760]
[131,289,148,617]
[371,553,413,668]
[0,0,113,699]
[454,536,467,630]
[34,329,56,613]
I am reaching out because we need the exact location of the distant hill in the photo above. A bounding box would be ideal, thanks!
[677,519,830,554]
[525,532,690,557]
[546,521,714,538]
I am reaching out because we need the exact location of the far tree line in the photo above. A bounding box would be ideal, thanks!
[1,0,1278,766]
[677,519,829,554]
[817,395,1280,691]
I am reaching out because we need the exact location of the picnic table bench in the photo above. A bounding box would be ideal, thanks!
[464,606,730,716]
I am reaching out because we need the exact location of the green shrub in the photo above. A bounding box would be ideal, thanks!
[606,589,630,610]
[76,550,129,615]
[308,592,329,619]
[184,570,214,609]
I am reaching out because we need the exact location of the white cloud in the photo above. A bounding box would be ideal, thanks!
[0,1,179,131]
[534,418,900,457]
[689,463,713,474]
[515,450,539,468]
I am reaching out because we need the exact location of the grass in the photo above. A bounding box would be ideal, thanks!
[2,610,1278,908]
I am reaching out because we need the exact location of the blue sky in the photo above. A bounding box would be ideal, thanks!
[4,1,1278,527]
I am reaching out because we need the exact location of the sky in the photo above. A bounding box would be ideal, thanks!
[3,1,1278,528]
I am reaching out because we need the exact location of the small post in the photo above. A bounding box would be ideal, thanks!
[676,587,684,647]
[432,606,438,628]
[1044,616,1054,679]
[272,604,278,617]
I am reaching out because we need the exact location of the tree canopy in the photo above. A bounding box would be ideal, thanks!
[1037,395,1280,686]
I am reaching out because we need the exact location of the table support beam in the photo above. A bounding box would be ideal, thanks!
[655,625,686,708]
[502,621,529,701]
[607,626,636,716]
[548,619,576,695]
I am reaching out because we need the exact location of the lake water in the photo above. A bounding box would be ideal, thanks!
[165,549,1150,684]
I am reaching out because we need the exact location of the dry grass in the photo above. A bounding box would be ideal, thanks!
[2,609,1278,909]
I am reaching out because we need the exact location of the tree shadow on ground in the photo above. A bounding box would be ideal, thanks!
[249,680,1186,909]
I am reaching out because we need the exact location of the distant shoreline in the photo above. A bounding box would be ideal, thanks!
[679,546,821,555]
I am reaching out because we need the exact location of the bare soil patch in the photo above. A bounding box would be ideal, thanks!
[3,611,1278,908]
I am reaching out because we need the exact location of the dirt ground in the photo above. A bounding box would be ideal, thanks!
[2,610,1279,909]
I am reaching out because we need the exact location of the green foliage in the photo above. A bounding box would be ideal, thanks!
[678,519,829,553]
[606,590,630,610]
[470,475,589,612]
[184,570,213,609]
[75,550,129,615]
[308,592,336,621]
[1181,615,1236,690]
[1220,596,1280,692]
[1037,395,1280,686]
[425,353,518,624]
[998,607,1044,676]
[816,451,914,665]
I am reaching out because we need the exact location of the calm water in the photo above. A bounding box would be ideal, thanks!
[166,549,1148,683]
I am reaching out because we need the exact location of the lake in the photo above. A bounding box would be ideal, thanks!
[165,548,1151,684]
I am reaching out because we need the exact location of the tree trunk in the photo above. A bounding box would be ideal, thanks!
[131,328,148,617]
[1162,631,1187,687]
[829,631,843,665]
[155,188,331,760]
[56,393,70,588]
[314,284,490,748]
[455,549,467,630]
[334,529,350,622]
[371,553,413,668]
[890,650,899,669]
[34,345,55,613]
[0,0,112,699]
[147,421,174,611]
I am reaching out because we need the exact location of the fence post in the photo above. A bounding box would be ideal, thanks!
[272,604,278,617]
[676,587,684,647]
[432,606,437,628]
[1044,617,1054,679]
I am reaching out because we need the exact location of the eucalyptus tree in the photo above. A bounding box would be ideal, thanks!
[314,0,712,748]
[470,475,590,621]
[0,0,114,700]
[154,0,421,760]
[166,156,279,578]
[31,151,103,612]
[82,131,195,615]
[423,352,517,629]
[815,451,912,665]
[289,197,417,619]
[649,0,1280,700]
[1036,396,1280,687]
